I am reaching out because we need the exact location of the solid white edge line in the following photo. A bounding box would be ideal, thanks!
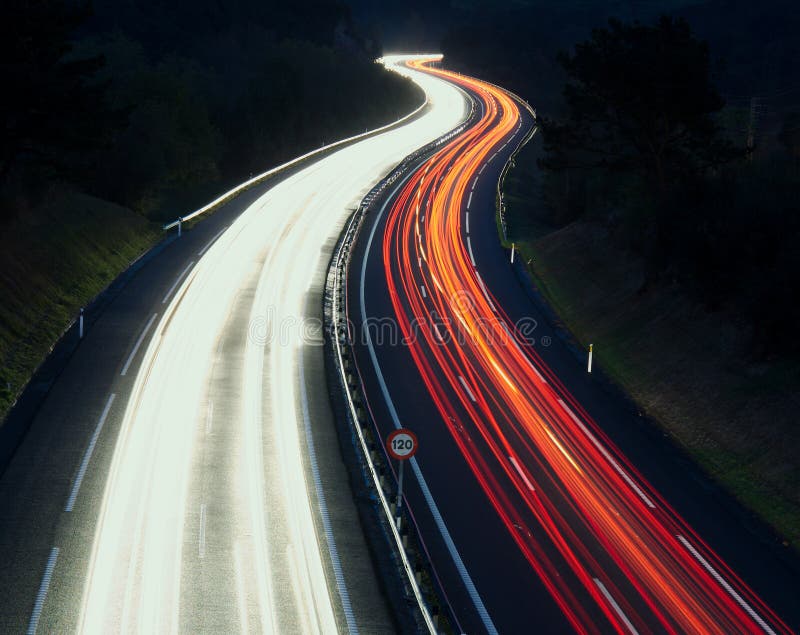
[508,456,535,491]
[299,350,359,634]
[593,577,639,635]
[119,313,157,377]
[676,535,776,635]
[161,261,195,305]
[360,169,498,635]
[458,375,477,402]
[557,399,656,509]
[27,546,59,635]
[197,226,227,256]
[65,393,116,512]
[335,206,438,634]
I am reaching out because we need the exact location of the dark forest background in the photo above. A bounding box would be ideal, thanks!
[3,0,797,393]
[0,0,424,419]
[0,0,798,542]
[417,0,800,540]
[433,0,800,360]
[1,0,423,223]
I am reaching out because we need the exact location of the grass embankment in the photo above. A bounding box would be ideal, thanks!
[0,188,160,420]
[0,60,424,428]
[501,139,800,547]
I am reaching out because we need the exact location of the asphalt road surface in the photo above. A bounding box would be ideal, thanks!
[0,55,467,634]
[349,60,800,634]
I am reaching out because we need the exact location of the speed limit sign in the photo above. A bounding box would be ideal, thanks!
[387,429,417,516]
[387,429,418,460]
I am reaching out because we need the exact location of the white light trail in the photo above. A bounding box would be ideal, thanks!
[77,55,466,632]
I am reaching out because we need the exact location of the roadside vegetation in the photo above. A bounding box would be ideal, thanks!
[0,0,423,422]
[0,190,158,413]
[444,2,800,544]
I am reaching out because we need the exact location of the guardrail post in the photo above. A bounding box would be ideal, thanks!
[324,111,480,635]
[396,460,405,514]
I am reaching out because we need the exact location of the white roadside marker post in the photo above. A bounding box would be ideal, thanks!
[511,243,516,264]
[79,308,84,339]
[588,343,593,373]
[177,216,183,237]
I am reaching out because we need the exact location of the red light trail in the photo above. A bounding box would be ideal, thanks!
[378,59,792,634]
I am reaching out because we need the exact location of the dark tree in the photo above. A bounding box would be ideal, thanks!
[537,16,739,193]
[779,112,800,163]
[0,0,115,184]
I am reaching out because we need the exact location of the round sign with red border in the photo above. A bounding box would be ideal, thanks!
[386,428,418,460]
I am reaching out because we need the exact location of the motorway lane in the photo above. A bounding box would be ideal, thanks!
[0,55,467,633]
[350,61,800,633]
[350,80,569,634]
[0,195,243,633]
[457,102,800,634]
[456,78,800,633]
[466,110,800,630]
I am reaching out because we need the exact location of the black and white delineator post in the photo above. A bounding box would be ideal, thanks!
[386,428,418,526]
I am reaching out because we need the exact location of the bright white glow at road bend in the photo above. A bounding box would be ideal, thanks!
[78,55,466,633]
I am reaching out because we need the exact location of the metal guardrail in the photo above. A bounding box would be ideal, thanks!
[427,69,538,244]
[324,97,480,634]
[497,121,539,242]
[324,69,540,632]
[480,80,539,243]
[162,97,430,232]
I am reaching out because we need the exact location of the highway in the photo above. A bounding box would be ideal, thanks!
[349,60,800,633]
[0,55,467,633]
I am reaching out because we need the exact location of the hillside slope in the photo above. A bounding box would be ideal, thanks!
[0,188,159,419]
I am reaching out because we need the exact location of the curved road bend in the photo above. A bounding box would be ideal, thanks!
[0,55,468,633]
[350,60,800,633]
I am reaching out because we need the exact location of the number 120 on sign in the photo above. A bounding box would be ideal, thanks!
[387,429,418,460]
